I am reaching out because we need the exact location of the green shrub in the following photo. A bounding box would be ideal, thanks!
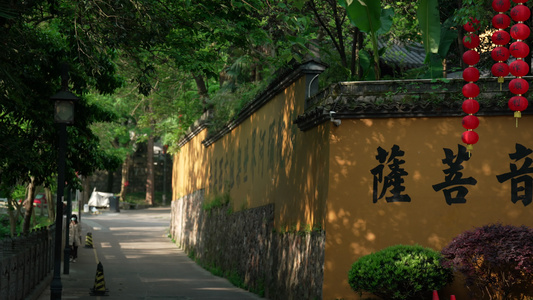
[348,244,453,300]
[0,214,10,237]
[202,191,231,215]
[441,224,533,300]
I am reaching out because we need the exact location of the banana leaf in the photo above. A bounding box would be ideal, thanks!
[417,0,441,64]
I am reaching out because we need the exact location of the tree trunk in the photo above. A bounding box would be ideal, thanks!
[7,196,24,237]
[106,170,114,193]
[32,205,36,228]
[193,73,208,109]
[22,177,37,235]
[120,154,132,202]
[78,176,91,221]
[351,28,363,80]
[308,0,347,68]
[145,134,155,206]
[7,199,18,237]
[46,187,54,221]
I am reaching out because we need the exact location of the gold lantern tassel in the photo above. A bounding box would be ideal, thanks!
[514,111,521,128]
[498,76,504,91]
[466,144,473,157]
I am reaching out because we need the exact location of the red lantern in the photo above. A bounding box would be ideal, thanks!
[462,115,480,129]
[462,131,479,145]
[509,78,529,94]
[463,33,480,49]
[491,62,510,77]
[463,50,480,65]
[513,0,528,3]
[464,18,481,32]
[462,83,480,98]
[493,0,511,12]
[509,60,529,77]
[463,67,480,82]
[508,95,529,111]
[511,23,531,40]
[511,4,531,21]
[491,46,511,61]
[510,41,530,58]
[463,13,483,151]
[492,30,511,45]
[462,99,480,114]
[493,14,511,29]
[509,95,529,125]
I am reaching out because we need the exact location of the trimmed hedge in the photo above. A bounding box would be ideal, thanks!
[348,244,453,300]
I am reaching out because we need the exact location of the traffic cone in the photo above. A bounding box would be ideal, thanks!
[433,290,439,300]
[84,232,93,248]
[90,262,109,295]
[450,296,456,300]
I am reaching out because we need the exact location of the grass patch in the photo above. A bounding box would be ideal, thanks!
[202,191,231,215]
[0,213,53,238]
[187,249,196,260]
[123,191,172,206]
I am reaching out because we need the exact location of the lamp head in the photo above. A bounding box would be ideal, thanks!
[51,90,79,124]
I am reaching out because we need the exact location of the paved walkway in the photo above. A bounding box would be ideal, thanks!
[37,207,264,300]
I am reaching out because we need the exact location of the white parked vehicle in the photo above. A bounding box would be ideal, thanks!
[88,188,114,208]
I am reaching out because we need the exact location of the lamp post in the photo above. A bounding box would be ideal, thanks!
[162,146,167,206]
[64,186,71,274]
[50,67,78,300]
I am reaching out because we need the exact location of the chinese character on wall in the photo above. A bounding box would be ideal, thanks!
[370,145,411,203]
[432,145,477,205]
[496,143,533,206]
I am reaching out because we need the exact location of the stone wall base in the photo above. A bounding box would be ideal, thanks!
[170,190,325,299]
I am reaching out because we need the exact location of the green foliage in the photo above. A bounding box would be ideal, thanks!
[418,0,441,60]
[0,0,125,191]
[187,251,266,297]
[202,191,231,215]
[206,79,269,134]
[384,0,420,42]
[226,270,246,290]
[452,0,490,32]
[163,0,265,80]
[10,185,26,200]
[348,245,454,300]
[2,0,476,200]
[438,17,458,60]
[276,223,323,235]
[0,213,52,237]
[416,0,462,79]
[187,248,196,260]
[0,215,10,237]
[441,224,533,300]
[451,0,496,71]
[340,0,388,79]
[123,191,171,207]
[340,0,382,34]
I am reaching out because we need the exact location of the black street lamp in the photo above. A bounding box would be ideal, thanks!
[50,67,78,300]
[64,186,72,274]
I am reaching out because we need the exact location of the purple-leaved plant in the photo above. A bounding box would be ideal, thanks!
[441,224,533,300]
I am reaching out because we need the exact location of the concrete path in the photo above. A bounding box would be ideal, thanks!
[37,207,264,300]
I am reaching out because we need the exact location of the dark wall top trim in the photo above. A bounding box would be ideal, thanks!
[202,60,327,147]
[177,112,211,148]
[294,76,533,131]
[177,60,328,148]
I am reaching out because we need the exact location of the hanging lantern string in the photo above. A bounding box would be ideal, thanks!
[508,0,530,128]
[491,2,511,91]
[462,16,482,154]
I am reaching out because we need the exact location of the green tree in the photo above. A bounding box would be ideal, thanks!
[0,0,123,234]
